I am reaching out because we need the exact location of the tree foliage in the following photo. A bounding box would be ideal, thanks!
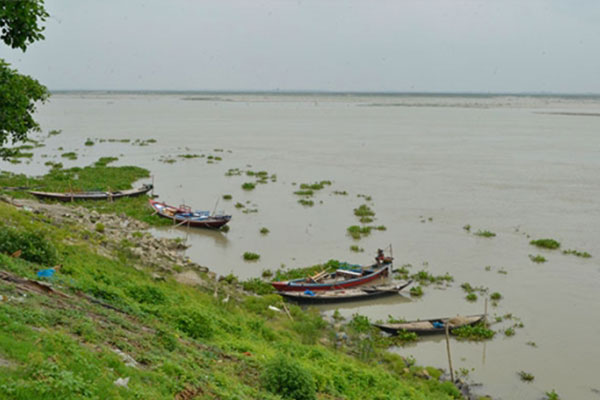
[0,0,49,159]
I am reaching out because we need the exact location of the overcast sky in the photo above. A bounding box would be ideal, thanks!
[2,0,600,93]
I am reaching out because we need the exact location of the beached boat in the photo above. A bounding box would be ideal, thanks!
[29,184,153,202]
[149,199,231,229]
[373,314,485,335]
[278,280,412,304]
[271,258,393,292]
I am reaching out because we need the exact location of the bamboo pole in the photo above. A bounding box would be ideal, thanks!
[445,323,455,382]
[281,301,293,321]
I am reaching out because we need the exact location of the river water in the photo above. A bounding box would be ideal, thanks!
[3,93,600,400]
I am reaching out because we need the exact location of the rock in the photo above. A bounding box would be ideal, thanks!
[114,377,129,388]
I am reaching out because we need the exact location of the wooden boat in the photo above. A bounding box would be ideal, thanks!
[149,199,231,229]
[373,314,485,335]
[29,184,153,202]
[278,280,412,304]
[271,258,393,292]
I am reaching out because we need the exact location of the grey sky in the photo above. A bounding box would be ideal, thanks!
[2,0,600,93]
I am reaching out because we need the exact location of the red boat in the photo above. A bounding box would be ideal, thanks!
[149,199,231,229]
[271,258,392,292]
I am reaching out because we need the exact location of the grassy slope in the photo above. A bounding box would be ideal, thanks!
[0,200,462,400]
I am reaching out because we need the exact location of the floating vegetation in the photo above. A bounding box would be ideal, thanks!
[61,152,78,160]
[178,154,203,159]
[298,199,314,207]
[545,390,560,400]
[214,148,224,152]
[529,254,547,263]
[299,181,332,191]
[48,129,62,136]
[452,323,495,341]
[490,292,502,301]
[374,225,386,231]
[466,293,478,302]
[504,327,515,336]
[94,157,118,167]
[159,157,176,164]
[132,138,157,146]
[350,245,364,253]
[241,182,256,190]
[333,190,348,195]
[225,168,242,176]
[460,282,487,295]
[84,139,94,146]
[222,194,232,200]
[357,194,372,201]
[243,252,260,261]
[484,265,491,271]
[409,286,423,297]
[497,268,508,275]
[359,217,373,223]
[526,341,537,347]
[463,224,471,232]
[530,238,560,249]
[242,208,258,214]
[294,190,314,196]
[518,371,535,382]
[411,270,454,285]
[220,225,230,232]
[562,249,591,258]
[260,227,270,235]
[474,230,496,238]
[354,204,375,218]
[235,202,244,208]
[347,225,372,239]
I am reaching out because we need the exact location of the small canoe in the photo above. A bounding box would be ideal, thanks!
[278,280,412,304]
[373,314,485,335]
[29,184,153,201]
[271,260,392,292]
[149,199,231,229]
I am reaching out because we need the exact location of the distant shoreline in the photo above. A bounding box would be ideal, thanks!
[47,89,600,99]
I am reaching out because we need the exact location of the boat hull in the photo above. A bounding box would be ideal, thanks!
[373,314,485,335]
[29,184,153,201]
[271,263,390,292]
[278,281,412,304]
[149,199,231,229]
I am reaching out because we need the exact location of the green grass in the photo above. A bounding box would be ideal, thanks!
[0,201,466,399]
[530,238,560,249]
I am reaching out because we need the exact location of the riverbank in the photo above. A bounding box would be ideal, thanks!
[0,190,477,399]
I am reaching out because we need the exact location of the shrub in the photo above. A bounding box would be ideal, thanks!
[242,278,274,295]
[176,308,213,339]
[0,226,58,265]
[530,238,560,249]
[262,355,316,400]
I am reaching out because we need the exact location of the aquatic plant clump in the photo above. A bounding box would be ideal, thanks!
[243,252,260,261]
[452,323,495,341]
[241,182,256,190]
[529,254,547,263]
[354,204,375,218]
[530,238,560,249]
[474,230,496,238]
[562,249,591,258]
